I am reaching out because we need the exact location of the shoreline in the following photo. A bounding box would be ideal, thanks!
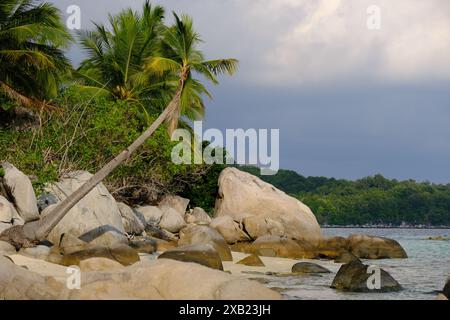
[321,226,450,230]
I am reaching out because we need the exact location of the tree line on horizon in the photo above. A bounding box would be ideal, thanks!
[240,166,450,226]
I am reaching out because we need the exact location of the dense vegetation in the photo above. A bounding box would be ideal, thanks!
[0,1,232,211]
[240,167,450,227]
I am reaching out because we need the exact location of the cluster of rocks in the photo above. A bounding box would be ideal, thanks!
[0,163,420,299]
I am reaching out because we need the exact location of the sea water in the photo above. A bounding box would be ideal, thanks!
[271,228,450,300]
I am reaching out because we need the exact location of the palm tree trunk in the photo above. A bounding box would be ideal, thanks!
[1,83,184,245]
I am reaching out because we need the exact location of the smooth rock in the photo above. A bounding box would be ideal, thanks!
[158,194,189,216]
[331,260,402,292]
[232,235,317,259]
[0,195,24,233]
[79,257,125,272]
[0,256,68,300]
[60,243,140,266]
[315,236,349,259]
[292,262,331,274]
[178,224,232,261]
[191,207,212,224]
[334,251,361,264]
[43,171,127,248]
[348,234,408,259]
[117,202,145,235]
[242,216,285,239]
[0,162,39,222]
[134,205,163,225]
[71,259,281,300]
[236,254,265,267]
[0,240,16,255]
[158,206,186,233]
[158,244,224,270]
[214,168,322,242]
[19,245,51,260]
[210,216,251,244]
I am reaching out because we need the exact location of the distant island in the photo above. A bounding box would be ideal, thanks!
[239,166,450,227]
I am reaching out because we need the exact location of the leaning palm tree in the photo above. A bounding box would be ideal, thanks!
[0,0,72,109]
[76,1,167,107]
[0,12,238,247]
[147,13,238,135]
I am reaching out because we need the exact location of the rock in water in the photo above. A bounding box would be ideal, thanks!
[158,194,189,216]
[443,277,450,299]
[0,162,39,222]
[236,254,265,267]
[117,202,145,235]
[43,171,127,248]
[348,234,408,259]
[158,206,186,233]
[0,195,24,233]
[232,235,316,259]
[179,224,232,261]
[291,262,331,274]
[158,244,224,270]
[214,168,322,242]
[210,216,251,244]
[334,251,361,264]
[331,260,402,292]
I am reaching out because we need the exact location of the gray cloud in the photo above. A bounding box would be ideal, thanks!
[51,0,450,182]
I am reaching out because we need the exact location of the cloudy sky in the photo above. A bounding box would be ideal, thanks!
[52,0,450,182]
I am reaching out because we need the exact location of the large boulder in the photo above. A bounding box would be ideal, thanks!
[117,202,145,235]
[315,236,349,259]
[60,243,140,267]
[158,206,186,233]
[210,216,251,244]
[158,194,189,216]
[0,195,24,233]
[79,257,125,272]
[43,171,127,248]
[348,234,408,259]
[214,168,322,242]
[178,224,232,261]
[134,205,163,225]
[158,244,224,270]
[232,235,317,259]
[0,256,68,300]
[242,216,285,239]
[331,260,402,292]
[71,259,281,300]
[0,162,39,222]
[0,256,281,300]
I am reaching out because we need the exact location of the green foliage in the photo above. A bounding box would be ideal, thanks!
[239,166,450,226]
[0,168,4,177]
[0,0,73,107]
[0,89,213,203]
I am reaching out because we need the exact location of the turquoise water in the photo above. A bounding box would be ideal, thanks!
[273,228,450,300]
